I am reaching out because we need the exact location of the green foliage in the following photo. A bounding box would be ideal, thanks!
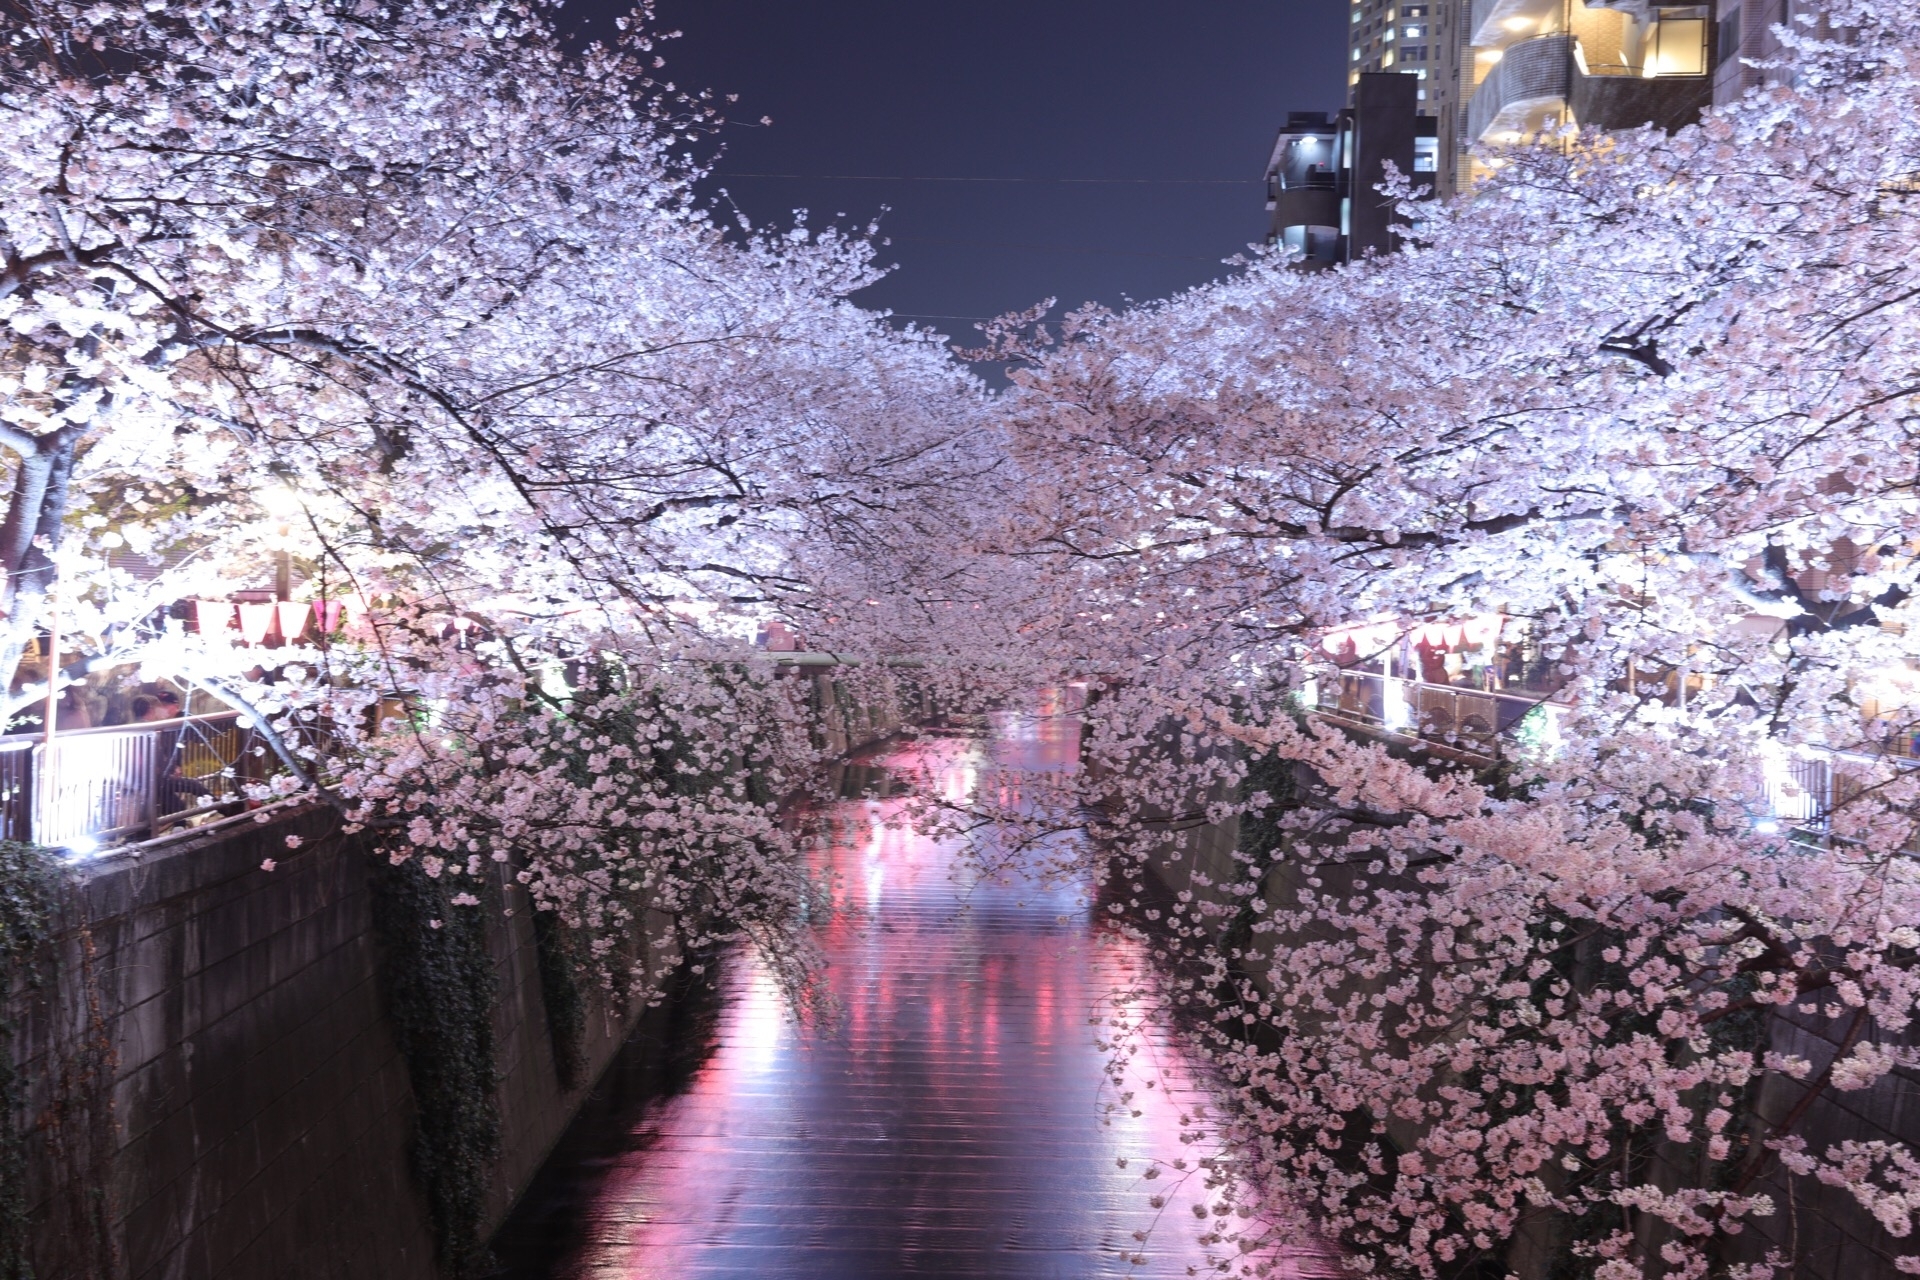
[369,854,500,1279]
[0,841,60,1280]
[530,908,586,1092]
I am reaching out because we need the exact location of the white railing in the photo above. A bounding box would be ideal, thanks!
[1311,670,1920,839]
[1312,669,1565,754]
[9,712,271,850]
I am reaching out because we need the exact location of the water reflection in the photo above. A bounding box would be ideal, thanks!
[492,711,1344,1279]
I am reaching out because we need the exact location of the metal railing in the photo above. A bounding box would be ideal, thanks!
[1762,753,1832,832]
[3,712,284,849]
[1314,669,1564,755]
[1312,670,1920,839]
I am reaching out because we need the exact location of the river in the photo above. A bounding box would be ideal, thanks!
[491,709,1345,1279]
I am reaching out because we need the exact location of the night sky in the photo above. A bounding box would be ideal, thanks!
[568,1,1349,339]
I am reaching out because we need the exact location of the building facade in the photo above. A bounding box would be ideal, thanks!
[1319,0,1797,206]
[1348,0,1469,198]
[1264,75,1440,266]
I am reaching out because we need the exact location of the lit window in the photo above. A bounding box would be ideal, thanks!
[1384,25,1395,40]
[1404,24,1424,36]
[1352,47,1361,60]
[1647,7,1709,75]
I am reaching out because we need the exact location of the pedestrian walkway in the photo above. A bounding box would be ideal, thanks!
[507,713,1345,1279]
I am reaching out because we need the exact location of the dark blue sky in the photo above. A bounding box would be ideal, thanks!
[571,1,1348,335]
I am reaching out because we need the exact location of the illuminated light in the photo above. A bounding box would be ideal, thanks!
[64,835,100,861]
[1754,820,1782,836]
[731,967,788,1077]
[1480,48,1505,62]
[1384,680,1412,731]
[256,481,304,520]
[1501,15,1533,30]
[237,601,276,645]
[195,598,238,636]
[276,600,312,641]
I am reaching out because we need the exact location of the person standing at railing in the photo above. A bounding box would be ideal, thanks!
[130,690,177,723]
[133,688,218,819]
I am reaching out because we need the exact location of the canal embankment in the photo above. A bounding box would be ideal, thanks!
[3,673,909,1280]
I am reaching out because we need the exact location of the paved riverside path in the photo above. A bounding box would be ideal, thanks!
[504,714,1346,1279]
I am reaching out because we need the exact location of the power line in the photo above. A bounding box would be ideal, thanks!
[885,234,1224,263]
[713,172,1257,185]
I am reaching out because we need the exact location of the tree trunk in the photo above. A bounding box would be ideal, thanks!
[0,427,81,718]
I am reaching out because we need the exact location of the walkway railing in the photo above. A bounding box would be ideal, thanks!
[2,712,281,850]
[1313,670,1914,839]
[1312,669,1563,754]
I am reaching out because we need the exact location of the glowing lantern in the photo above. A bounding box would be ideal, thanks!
[1461,614,1503,648]
[237,602,275,645]
[276,601,312,642]
[195,599,237,635]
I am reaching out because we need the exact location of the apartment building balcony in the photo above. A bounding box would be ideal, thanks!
[1466,32,1573,143]
[1570,60,1711,132]
[1466,31,1708,143]
[1270,174,1342,262]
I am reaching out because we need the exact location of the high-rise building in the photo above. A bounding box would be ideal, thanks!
[1455,0,1715,186]
[1348,0,1467,198]
[1345,0,1734,194]
[1278,0,1796,259]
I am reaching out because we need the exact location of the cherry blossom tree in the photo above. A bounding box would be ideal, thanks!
[0,0,1003,1001]
[963,1,1920,1273]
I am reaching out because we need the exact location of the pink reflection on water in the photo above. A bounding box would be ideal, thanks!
[542,707,1346,1279]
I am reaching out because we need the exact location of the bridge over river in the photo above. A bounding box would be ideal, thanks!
[490,711,1346,1279]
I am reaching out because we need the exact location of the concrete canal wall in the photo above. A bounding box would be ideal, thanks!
[7,673,907,1280]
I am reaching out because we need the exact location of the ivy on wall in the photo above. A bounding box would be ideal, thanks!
[0,841,58,1280]
[368,853,501,1279]
[0,842,116,1280]
[529,909,586,1093]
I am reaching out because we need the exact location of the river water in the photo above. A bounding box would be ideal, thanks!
[491,711,1345,1279]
